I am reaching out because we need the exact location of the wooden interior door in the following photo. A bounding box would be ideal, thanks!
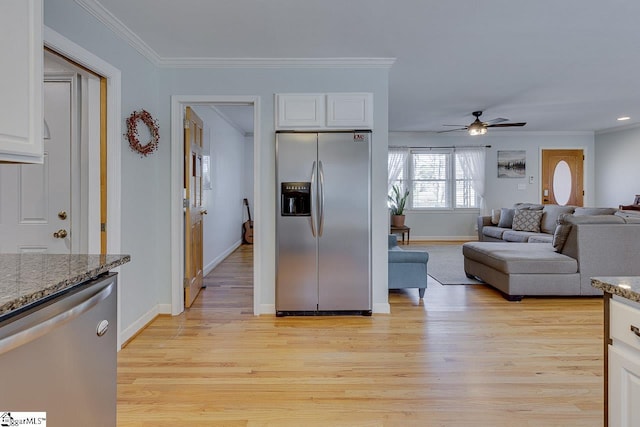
[541,149,584,206]
[184,106,205,308]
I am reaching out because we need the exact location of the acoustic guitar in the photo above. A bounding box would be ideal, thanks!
[243,198,254,244]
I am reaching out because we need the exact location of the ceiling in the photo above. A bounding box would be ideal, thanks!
[92,0,640,133]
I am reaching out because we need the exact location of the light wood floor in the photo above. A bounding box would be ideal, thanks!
[117,243,604,426]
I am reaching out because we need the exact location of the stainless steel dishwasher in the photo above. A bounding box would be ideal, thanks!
[0,273,117,426]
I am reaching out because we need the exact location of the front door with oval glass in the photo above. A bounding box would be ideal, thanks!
[541,149,584,206]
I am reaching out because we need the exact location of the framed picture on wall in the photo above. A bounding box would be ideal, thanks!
[497,150,526,178]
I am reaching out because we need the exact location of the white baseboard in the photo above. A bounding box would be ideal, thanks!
[373,303,391,314]
[411,235,478,242]
[204,240,242,276]
[259,304,276,315]
[118,303,172,350]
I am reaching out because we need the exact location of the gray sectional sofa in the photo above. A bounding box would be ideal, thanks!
[477,203,618,243]
[388,234,429,298]
[465,210,640,300]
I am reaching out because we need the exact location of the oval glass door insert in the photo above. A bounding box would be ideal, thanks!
[553,160,572,206]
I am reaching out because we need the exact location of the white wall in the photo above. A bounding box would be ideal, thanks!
[159,67,390,314]
[45,0,163,333]
[244,134,255,219]
[45,0,392,331]
[595,125,640,208]
[389,131,595,239]
[192,106,247,275]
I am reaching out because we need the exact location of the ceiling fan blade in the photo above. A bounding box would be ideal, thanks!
[484,117,509,125]
[442,124,466,127]
[486,122,527,128]
[437,127,468,133]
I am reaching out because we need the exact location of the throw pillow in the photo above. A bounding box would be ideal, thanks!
[540,205,576,234]
[512,209,543,232]
[491,209,501,225]
[552,214,573,252]
[513,202,544,210]
[497,208,515,228]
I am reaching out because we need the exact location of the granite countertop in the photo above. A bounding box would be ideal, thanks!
[592,276,640,303]
[0,253,130,320]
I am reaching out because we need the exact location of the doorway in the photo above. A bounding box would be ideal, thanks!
[170,96,260,316]
[541,149,584,206]
[44,26,124,344]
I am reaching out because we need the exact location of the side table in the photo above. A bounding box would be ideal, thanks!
[390,225,410,244]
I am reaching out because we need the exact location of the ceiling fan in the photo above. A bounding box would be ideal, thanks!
[439,111,527,135]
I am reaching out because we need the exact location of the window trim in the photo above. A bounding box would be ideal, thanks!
[390,148,480,212]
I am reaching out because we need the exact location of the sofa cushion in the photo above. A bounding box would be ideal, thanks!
[462,242,578,274]
[512,209,544,232]
[482,226,508,240]
[552,213,626,252]
[497,208,515,228]
[502,229,540,242]
[513,202,544,210]
[528,234,553,243]
[574,207,617,216]
[541,205,576,234]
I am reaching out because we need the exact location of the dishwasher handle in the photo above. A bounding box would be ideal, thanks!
[0,280,114,356]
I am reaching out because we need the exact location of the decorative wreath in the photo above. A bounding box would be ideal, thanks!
[125,109,159,157]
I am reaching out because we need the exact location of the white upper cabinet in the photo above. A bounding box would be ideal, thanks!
[326,93,373,129]
[0,0,44,163]
[276,94,325,128]
[276,93,373,130]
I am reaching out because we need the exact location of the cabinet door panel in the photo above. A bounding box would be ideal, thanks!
[326,93,373,129]
[609,345,640,427]
[276,94,324,129]
[0,0,43,163]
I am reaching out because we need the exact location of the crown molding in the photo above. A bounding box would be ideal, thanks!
[74,1,395,70]
[595,121,640,135]
[74,0,162,66]
[157,57,396,69]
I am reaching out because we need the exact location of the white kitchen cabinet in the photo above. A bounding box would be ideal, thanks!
[326,93,373,129]
[609,297,640,427]
[0,0,44,163]
[276,94,325,129]
[276,93,373,130]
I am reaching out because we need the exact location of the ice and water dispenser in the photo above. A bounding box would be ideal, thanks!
[281,182,311,216]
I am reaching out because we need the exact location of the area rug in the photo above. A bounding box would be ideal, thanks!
[409,244,484,285]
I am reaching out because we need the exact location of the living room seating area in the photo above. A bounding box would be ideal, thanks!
[465,209,640,300]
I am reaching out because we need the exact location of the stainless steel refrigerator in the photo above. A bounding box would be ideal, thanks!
[276,131,371,316]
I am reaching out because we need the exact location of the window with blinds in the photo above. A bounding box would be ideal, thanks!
[388,148,479,210]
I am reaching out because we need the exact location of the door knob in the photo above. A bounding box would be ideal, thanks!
[200,210,208,215]
[58,211,67,220]
[53,229,68,239]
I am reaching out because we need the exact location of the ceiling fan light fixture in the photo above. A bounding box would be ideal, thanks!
[468,121,487,135]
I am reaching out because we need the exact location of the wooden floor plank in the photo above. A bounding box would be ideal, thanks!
[117,244,603,426]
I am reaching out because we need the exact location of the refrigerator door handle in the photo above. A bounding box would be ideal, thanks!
[318,160,325,237]
[310,161,317,237]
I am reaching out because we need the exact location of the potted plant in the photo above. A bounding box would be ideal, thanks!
[388,184,410,227]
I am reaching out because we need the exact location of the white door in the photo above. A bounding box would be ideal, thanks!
[0,80,72,253]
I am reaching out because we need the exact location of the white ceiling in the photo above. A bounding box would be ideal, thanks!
[93,0,640,133]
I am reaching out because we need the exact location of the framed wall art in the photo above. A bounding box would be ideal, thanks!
[497,150,526,178]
